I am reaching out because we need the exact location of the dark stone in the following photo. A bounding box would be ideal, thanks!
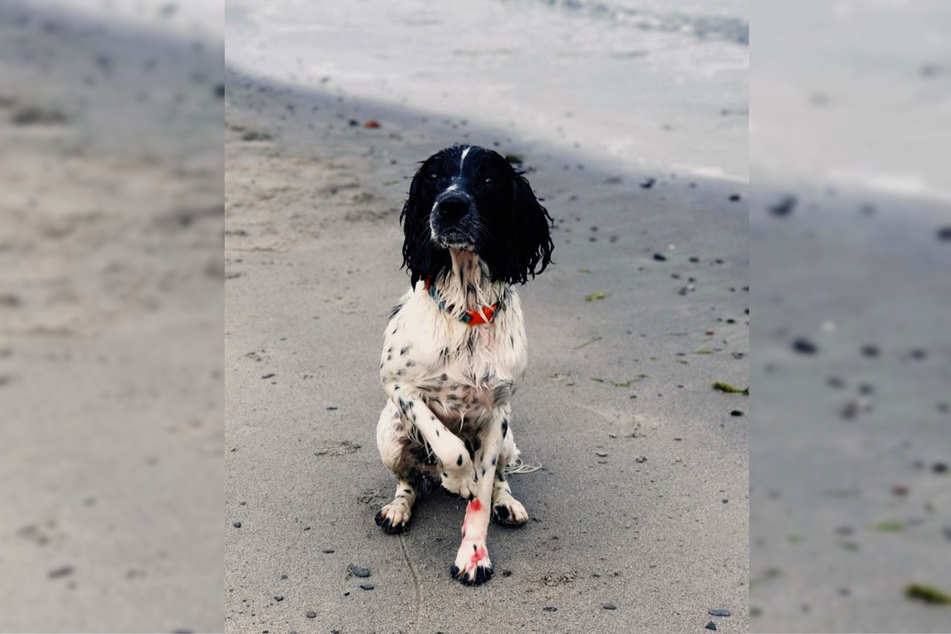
[603,603,617,610]
[543,606,557,612]
[232,522,242,528]
[261,373,275,379]
[791,338,818,354]
[305,611,317,618]
[360,583,374,590]
[348,565,371,578]
[640,178,655,189]
[769,195,797,217]
[708,609,731,617]
[705,621,717,630]
[730,410,744,417]
[653,253,667,261]
[938,226,951,241]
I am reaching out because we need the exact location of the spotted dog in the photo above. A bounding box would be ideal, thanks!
[375,144,554,585]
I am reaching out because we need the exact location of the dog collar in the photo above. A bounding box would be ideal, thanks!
[424,277,499,326]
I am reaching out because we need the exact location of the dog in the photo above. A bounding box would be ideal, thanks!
[375,144,554,585]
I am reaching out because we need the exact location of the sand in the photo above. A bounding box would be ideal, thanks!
[0,2,223,631]
[224,67,749,634]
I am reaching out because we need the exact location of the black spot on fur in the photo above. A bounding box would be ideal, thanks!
[493,382,513,405]
[472,437,482,453]
[457,454,463,466]
[510,334,515,347]
[400,346,411,356]
[492,456,497,466]
[501,419,508,438]
[496,470,506,481]
[389,304,402,320]
[464,439,475,460]
[404,488,413,494]
[406,360,416,367]
[396,369,405,376]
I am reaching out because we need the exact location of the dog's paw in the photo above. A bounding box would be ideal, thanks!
[450,540,493,586]
[492,498,529,527]
[440,465,478,501]
[375,502,411,535]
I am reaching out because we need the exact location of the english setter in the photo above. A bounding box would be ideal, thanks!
[375,144,554,585]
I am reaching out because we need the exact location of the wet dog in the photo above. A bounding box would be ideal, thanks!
[375,145,553,585]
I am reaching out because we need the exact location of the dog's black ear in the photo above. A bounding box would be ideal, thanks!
[495,173,554,285]
[400,167,450,286]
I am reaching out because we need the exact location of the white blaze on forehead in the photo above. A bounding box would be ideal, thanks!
[460,147,470,170]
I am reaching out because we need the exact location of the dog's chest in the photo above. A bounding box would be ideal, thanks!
[381,287,527,428]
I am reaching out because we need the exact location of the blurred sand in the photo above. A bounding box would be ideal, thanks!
[224,69,749,634]
[0,2,223,631]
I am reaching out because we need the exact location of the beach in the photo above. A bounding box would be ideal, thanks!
[223,58,749,632]
[0,2,223,631]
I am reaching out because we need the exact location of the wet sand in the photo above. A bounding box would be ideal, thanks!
[750,184,951,632]
[224,68,749,634]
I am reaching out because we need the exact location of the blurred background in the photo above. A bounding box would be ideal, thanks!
[750,1,951,632]
[0,0,222,632]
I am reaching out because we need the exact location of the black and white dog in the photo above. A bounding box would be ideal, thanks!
[375,144,553,585]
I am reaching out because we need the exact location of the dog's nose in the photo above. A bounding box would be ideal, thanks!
[436,195,469,221]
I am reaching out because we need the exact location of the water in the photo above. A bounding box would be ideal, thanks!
[225,0,749,182]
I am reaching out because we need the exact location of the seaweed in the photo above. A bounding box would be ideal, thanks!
[712,382,749,395]
[905,583,951,605]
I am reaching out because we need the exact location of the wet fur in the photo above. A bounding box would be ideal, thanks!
[374,145,552,584]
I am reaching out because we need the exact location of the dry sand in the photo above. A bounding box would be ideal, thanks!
[224,68,749,634]
[0,2,223,631]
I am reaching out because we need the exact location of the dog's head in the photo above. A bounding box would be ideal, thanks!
[400,145,554,286]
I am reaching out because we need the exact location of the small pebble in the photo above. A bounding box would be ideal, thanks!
[322,549,335,554]
[653,253,667,261]
[349,565,371,578]
[543,606,557,612]
[603,603,617,610]
[232,522,242,528]
[730,410,744,417]
[274,595,283,601]
[501,570,512,577]
[708,609,731,617]
[933,462,948,474]
[769,195,796,217]
[937,226,951,241]
[261,373,275,379]
[360,583,374,591]
[791,338,818,354]
[305,611,316,618]
[705,621,717,631]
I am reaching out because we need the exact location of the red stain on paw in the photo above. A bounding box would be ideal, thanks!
[468,499,483,512]
[469,545,488,569]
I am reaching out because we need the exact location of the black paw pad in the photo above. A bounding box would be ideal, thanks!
[450,564,461,578]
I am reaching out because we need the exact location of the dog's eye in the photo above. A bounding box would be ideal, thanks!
[483,176,495,186]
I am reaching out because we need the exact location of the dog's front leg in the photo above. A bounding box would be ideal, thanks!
[450,411,504,585]
[389,391,479,500]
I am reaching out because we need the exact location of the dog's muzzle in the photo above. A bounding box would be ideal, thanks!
[432,192,477,246]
